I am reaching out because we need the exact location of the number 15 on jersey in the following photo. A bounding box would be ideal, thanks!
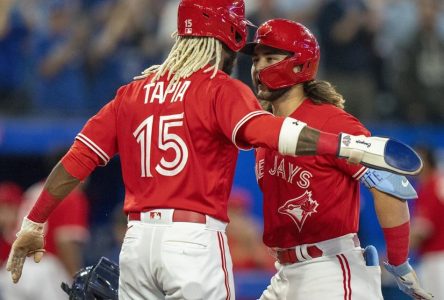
[133,113,189,177]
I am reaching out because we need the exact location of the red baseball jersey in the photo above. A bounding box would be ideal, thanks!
[414,172,444,254]
[76,68,268,222]
[256,99,370,248]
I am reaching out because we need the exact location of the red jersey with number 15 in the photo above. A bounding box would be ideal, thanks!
[76,68,269,222]
[256,99,370,248]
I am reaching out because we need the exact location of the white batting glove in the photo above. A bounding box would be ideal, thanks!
[384,260,433,300]
[6,217,46,283]
[337,133,423,176]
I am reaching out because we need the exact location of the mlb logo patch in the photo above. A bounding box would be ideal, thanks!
[342,135,351,146]
[150,211,161,220]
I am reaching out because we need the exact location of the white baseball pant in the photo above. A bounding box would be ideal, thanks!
[260,234,383,300]
[118,209,234,300]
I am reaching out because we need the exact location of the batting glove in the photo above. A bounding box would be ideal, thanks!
[384,260,433,300]
[6,217,45,283]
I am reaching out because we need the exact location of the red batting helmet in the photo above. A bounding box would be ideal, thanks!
[242,19,320,90]
[177,0,253,52]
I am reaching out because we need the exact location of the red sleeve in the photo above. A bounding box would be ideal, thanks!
[61,140,102,180]
[238,114,284,151]
[75,86,126,165]
[213,78,271,150]
[322,114,370,179]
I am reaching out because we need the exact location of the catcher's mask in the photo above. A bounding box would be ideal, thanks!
[241,18,320,90]
[61,256,119,300]
[177,0,254,52]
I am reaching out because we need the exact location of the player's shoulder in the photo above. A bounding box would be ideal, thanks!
[304,99,346,117]
[115,75,155,101]
[304,99,369,135]
[126,75,151,91]
[206,69,252,93]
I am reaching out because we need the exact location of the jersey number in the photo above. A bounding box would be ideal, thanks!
[133,113,188,177]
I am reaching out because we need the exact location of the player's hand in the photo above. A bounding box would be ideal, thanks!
[384,260,433,300]
[6,217,45,283]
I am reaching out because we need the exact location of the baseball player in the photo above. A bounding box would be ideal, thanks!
[242,19,433,300]
[6,2,423,300]
[410,147,444,299]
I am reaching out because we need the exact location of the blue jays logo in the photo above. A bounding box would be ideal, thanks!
[342,135,351,146]
[278,191,319,231]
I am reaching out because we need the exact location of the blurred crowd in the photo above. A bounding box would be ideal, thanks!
[0,0,443,123]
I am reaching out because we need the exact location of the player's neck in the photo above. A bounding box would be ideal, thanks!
[271,87,305,117]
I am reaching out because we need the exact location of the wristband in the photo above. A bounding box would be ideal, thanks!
[27,189,61,223]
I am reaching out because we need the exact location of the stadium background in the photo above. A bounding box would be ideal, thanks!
[1,0,444,299]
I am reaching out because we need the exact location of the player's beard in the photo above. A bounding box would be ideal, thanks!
[222,47,237,75]
[253,80,291,102]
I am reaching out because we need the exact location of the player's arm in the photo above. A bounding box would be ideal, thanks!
[6,141,100,283]
[372,188,410,265]
[238,114,341,156]
[372,189,433,299]
[238,114,422,176]
[7,85,121,283]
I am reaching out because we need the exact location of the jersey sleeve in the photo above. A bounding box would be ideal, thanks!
[75,86,126,165]
[321,113,370,179]
[213,78,271,150]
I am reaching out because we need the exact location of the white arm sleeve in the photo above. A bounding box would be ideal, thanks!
[278,117,307,156]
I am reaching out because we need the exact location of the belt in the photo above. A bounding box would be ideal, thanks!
[128,209,206,224]
[276,245,324,265]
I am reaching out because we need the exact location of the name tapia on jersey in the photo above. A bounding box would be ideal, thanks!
[143,80,192,104]
[256,155,313,188]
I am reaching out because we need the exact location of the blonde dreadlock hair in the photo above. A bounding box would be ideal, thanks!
[135,32,222,87]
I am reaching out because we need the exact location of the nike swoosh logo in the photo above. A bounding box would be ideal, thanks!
[401,179,409,187]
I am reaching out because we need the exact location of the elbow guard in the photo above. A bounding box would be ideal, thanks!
[360,168,417,201]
